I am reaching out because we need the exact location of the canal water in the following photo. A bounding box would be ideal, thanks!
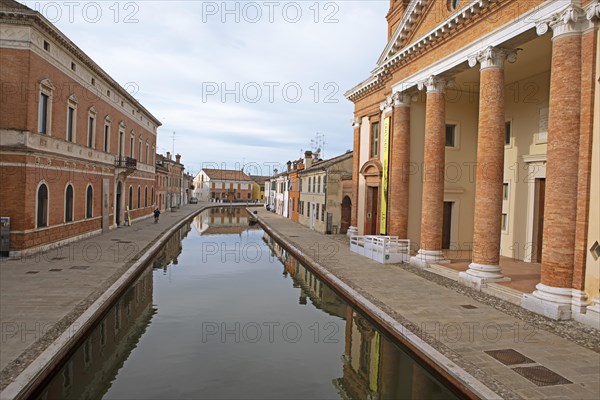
[33,208,460,400]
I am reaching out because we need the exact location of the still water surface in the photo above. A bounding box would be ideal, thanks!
[35,208,459,399]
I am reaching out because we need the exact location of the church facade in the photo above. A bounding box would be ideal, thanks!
[346,0,599,325]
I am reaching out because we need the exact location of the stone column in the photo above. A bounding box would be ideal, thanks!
[410,76,451,267]
[388,92,411,238]
[522,5,587,320]
[348,117,361,237]
[459,46,517,289]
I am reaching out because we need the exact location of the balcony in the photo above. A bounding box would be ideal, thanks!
[115,156,137,173]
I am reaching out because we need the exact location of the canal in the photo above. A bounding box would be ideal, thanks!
[32,207,461,400]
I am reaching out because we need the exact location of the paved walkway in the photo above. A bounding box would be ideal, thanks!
[255,209,600,400]
[0,203,212,387]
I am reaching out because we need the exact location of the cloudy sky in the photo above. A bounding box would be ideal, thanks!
[22,1,389,176]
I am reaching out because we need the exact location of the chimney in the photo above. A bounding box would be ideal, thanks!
[166,151,171,160]
[304,151,313,169]
[273,168,278,176]
[287,161,292,172]
[176,154,181,163]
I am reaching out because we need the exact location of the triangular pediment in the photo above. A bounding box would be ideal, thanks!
[377,0,487,67]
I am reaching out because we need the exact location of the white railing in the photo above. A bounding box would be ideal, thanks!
[350,235,411,264]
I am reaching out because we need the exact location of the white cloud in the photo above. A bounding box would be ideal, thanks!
[30,0,389,167]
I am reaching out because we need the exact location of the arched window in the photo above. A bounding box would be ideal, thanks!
[65,184,74,222]
[37,183,48,227]
[144,186,148,207]
[86,185,93,218]
[137,186,141,208]
[128,186,133,210]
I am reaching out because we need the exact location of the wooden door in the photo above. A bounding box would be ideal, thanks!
[442,201,453,249]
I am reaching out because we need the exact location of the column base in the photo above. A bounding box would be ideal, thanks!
[521,283,575,320]
[347,226,358,238]
[410,249,449,268]
[458,262,510,290]
[573,298,600,330]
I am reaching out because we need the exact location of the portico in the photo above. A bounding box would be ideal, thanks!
[346,0,599,326]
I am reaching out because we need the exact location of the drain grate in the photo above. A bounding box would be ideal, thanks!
[110,238,120,241]
[70,265,90,270]
[513,366,572,387]
[49,268,62,272]
[485,349,535,366]
[288,235,299,238]
[117,240,133,244]
[460,304,478,309]
[26,271,39,274]
[51,257,66,261]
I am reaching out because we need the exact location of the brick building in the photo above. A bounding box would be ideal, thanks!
[347,0,599,325]
[0,0,161,256]
[194,169,252,202]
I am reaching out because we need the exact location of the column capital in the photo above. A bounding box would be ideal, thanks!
[352,116,361,128]
[392,91,411,108]
[417,76,454,94]
[536,4,587,38]
[468,46,519,70]
[379,95,394,113]
[586,1,600,22]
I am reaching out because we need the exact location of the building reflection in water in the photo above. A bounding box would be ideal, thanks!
[263,233,457,400]
[33,268,155,400]
[192,207,259,236]
[152,221,191,273]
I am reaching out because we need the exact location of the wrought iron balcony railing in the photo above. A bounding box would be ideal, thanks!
[115,156,137,170]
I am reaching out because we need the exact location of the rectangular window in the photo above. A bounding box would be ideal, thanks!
[39,93,49,134]
[145,143,149,162]
[370,121,380,158]
[321,205,325,221]
[138,140,142,161]
[501,213,508,231]
[445,124,456,147]
[87,116,94,147]
[66,106,74,142]
[316,204,320,220]
[103,125,109,152]
[130,136,134,158]
[503,183,509,200]
[505,121,512,146]
[317,176,321,193]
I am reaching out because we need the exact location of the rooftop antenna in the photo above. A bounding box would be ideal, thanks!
[172,131,176,156]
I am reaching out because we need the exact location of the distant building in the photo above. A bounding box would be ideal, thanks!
[298,151,353,234]
[249,175,270,202]
[0,0,161,255]
[272,171,290,217]
[194,169,252,202]
[287,157,305,223]
[156,153,184,210]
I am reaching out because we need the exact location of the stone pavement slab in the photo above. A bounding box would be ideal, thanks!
[255,209,600,400]
[0,203,214,387]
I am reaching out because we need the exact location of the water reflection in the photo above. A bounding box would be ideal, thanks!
[32,208,459,400]
[263,233,459,400]
[193,207,259,236]
[34,269,155,400]
[152,222,191,272]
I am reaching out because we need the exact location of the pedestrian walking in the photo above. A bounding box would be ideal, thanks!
[154,208,161,223]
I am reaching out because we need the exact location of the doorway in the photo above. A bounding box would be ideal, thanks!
[365,186,379,235]
[532,178,546,262]
[116,182,122,226]
[442,201,453,249]
[340,196,351,234]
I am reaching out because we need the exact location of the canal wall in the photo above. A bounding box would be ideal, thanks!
[252,208,600,400]
[0,203,259,400]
